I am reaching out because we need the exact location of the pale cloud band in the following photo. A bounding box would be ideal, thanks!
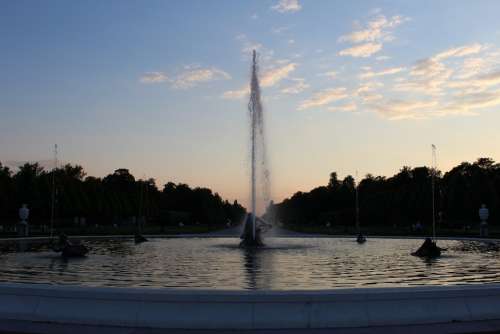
[140,72,168,84]
[271,0,301,13]
[140,66,231,89]
[339,42,382,58]
[298,88,348,110]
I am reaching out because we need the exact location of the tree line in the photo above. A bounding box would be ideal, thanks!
[0,162,246,228]
[271,158,500,230]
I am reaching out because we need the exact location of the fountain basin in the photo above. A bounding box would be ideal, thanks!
[1,282,500,330]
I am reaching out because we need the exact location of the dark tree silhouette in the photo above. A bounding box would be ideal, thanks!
[0,164,245,230]
[272,158,500,231]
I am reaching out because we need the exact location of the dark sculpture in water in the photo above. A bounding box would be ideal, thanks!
[52,233,89,258]
[412,237,442,258]
[134,232,148,244]
[240,213,271,247]
[356,233,366,244]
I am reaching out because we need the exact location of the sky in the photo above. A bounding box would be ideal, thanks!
[2,0,500,209]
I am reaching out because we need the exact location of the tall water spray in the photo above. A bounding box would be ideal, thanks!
[240,50,271,246]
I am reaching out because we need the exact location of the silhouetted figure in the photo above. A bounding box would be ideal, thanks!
[134,232,148,244]
[240,213,264,247]
[356,233,366,244]
[52,232,89,258]
[412,237,442,258]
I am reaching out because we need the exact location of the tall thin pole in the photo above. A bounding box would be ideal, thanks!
[355,170,360,232]
[431,144,437,241]
[138,175,146,233]
[50,144,58,238]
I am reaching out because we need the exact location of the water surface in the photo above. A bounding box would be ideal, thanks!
[0,237,499,290]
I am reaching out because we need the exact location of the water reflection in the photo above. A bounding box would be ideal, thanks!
[241,246,275,290]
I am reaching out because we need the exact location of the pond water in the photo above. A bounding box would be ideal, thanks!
[0,237,499,290]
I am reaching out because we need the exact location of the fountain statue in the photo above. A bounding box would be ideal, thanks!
[17,204,30,237]
[479,204,489,237]
[240,50,271,247]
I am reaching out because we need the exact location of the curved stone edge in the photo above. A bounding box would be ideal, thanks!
[1,283,500,329]
[2,235,500,244]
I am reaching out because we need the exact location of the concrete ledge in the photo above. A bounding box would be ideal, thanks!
[1,283,500,330]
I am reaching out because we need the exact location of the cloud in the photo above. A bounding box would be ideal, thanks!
[445,88,500,113]
[370,100,439,120]
[260,62,298,87]
[391,44,490,96]
[339,15,409,43]
[271,0,301,13]
[221,88,249,100]
[360,66,405,79]
[221,63,298,99]
[281,78,309,94]
[339,42,382,58]
[328,103,357,113]
[140,72,168,84]
[455,57,488,79]
[433,43,484,61]
[298,88,348,110]
[251,13,258,19]
[235,34,274,61]
[172,67,231,89]
[356,81,384,103]
[338,13,409,58]
[393,57,453,95]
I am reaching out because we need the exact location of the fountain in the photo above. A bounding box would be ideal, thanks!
[240,50,271,247]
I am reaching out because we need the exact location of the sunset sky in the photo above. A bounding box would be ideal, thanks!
[2,0,500,209]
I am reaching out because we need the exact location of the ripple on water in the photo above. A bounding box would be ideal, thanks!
[1,237,500,290]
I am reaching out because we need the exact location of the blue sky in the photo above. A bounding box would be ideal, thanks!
[2,0,500,209]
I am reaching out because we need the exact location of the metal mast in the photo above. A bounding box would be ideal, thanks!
[431,144,437,241]
[355,170,360,232]
[50,144,58,238]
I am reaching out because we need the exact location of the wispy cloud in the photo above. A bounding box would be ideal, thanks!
[261,62,297,87]
[140,72,168,84]
[221,88,248,100]
[298,88,348,110]
[360,66,405,79]
[338,13,409,58]
[392,43,489,96]
[338,42,382,58]
[281,78,309,94]
[235,34,274,61]
[370,100,439,120]
[363,44,500,120]
[172,67,231,89]
[433,43,484,61]
[141,66,230,89]
[328,102,357,113]
[339,15,408,43]
[271,0,302,13]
